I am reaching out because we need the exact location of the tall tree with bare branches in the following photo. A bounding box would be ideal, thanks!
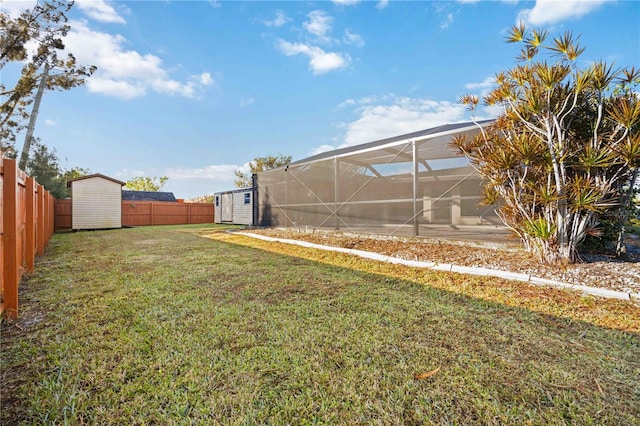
[0,0,95,164]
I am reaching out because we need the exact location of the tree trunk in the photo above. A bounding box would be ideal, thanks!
[18,63,50,170]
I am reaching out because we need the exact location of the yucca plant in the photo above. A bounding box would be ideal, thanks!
[452,25,640,263]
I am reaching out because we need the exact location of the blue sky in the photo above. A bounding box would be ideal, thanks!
[2,0,639,199]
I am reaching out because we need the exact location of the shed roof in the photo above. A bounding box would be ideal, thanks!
[67,173,125,187]
[214,187,253,196]
[284,119,494,168]
[122,190,177,202]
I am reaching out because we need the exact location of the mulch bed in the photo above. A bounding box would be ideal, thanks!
[242,228,640,296]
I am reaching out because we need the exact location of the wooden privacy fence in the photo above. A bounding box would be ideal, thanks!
[55,200,214,229]
[1,157,55,319]
[122,201,214,226]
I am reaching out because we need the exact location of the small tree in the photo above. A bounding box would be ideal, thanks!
[25,139,64,197]
[58,166,89,197]
[453,25,640,263]
[61,166,90,181]
[234,154,292,188]
[25,139,89,198]
[125,176,169,192]
[187,194,215,203]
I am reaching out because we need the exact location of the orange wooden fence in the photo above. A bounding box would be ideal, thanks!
[55,197,72,229]
[1,157,55,319]
[121,201,214,226]
[55,199,214,229]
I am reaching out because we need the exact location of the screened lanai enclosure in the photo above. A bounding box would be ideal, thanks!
[255,120,511,244]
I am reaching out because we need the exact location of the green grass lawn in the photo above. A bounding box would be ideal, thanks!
[1,224,639,425]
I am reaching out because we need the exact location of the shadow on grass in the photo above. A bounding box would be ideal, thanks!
[1,224,639,425]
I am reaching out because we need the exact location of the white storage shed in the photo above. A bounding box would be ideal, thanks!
[68,174,125,230]
[214,188,254,225]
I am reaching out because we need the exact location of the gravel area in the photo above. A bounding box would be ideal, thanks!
[241,228,640,296]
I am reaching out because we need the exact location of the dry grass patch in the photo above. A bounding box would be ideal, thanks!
[205,230,640,333]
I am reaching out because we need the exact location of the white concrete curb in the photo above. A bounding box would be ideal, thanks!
[239,232,640,302]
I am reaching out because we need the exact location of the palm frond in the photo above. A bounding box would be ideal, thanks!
[506,23,526,43]
[618,66,640,85]
[608,96,640,129]
[524,217,556,240]
[590,61,620,91]
[546,31,585,61]
[575,144,617,171]
[530,29,549,47]
[613,133,640,167]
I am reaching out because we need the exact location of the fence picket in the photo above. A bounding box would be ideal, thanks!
[0,157,54,319]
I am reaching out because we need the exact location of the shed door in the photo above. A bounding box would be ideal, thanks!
[221,193,233,222]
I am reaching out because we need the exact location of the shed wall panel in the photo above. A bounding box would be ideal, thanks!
[232,191,253,225]
[71,178,122,229]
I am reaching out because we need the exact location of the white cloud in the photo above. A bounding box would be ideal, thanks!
[333,0,361,5]
[309,144,337,156]
[304,10,334,43]
[338,95,390,108]
[165,164,243,198]
[308,51,349,75]
[315,95,501,155]
[1,0,128,23]
[199,72,214,86]
[63,20,213,99]
[465,76,495,97]
[240,97,255,107]
[264,11,290,27]
[440,13,454,29]
[518,0,611,25]
[276,40,349,75]
[116,164,242,199]
[338,96,469,147]
[338,99,357,108]
[0,1,29,18]
[478,104,505,120]
[465,76,495,90]
[165,164,240,181]
[277,9,356,75]
[114,168,147,180]
[45,119,56,126]
[376,0,389,10]
[75,0,125,24]
[344,30,365,47]
[86,78,146,99]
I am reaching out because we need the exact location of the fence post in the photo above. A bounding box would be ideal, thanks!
[37,184,45,256]
[45,192,53,241]
[2,158,19,319]
[50,194,54,239]
[44,192,48,241]
[25,177,36,272]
